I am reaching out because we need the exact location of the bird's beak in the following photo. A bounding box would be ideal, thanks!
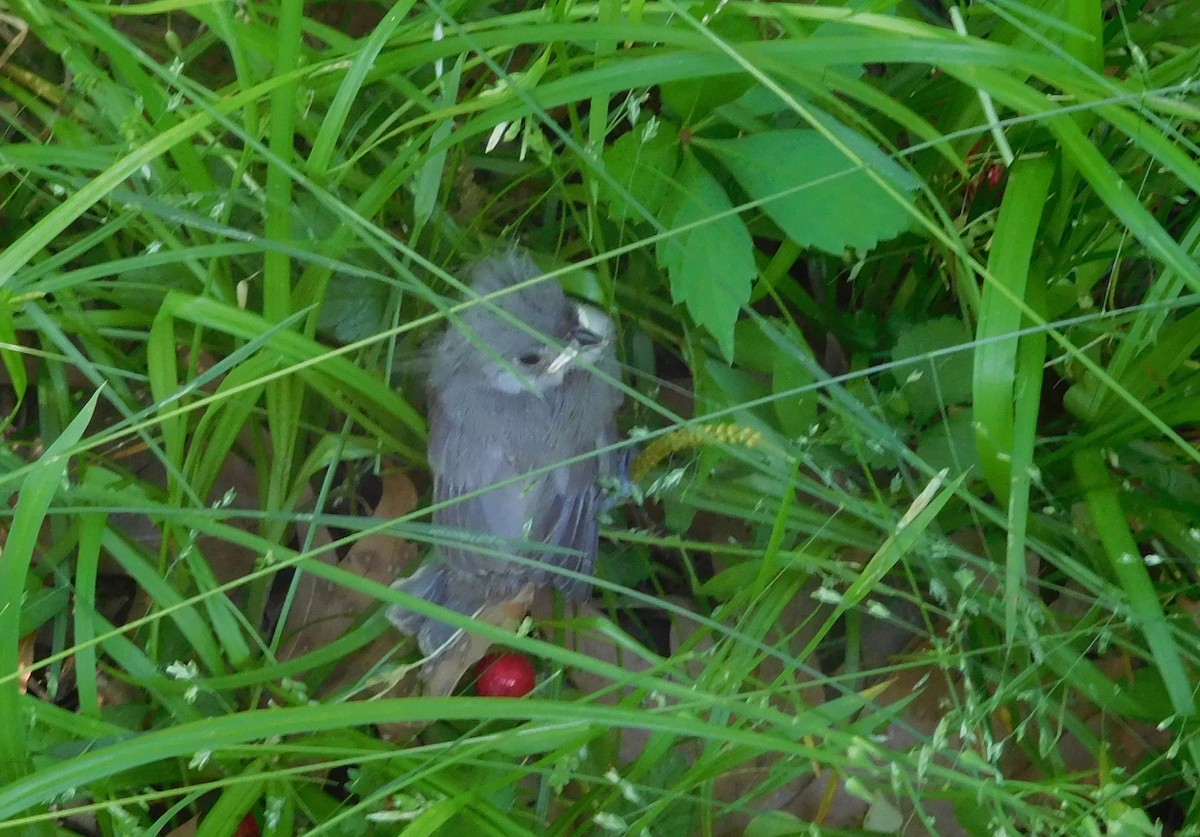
[545,344,580,375]
[545,304,611,375]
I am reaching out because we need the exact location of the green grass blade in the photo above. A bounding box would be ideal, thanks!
[0,389,102,783]
[1072,448,1197,723]
[973,154,1054,504]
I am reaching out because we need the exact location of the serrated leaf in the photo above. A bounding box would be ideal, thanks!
[600,121,680,221]
[703,128,918,254]
[656,155,756,361]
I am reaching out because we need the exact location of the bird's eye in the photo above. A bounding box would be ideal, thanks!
[570,327,602,347]
[517,352,542,366]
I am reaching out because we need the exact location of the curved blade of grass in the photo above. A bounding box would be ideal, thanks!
[1090,303,1200,427]
[182,355,274,500]
[0,57,316,290]
[0,690,1019,823]
[0,295,27,412]
[158,291,425,451]
[412,54,463,236]
[970,154,1053,640]
[306,0,421,176]
[955,67,1200,295]
[1003,282,1047,645]
[193,770,265,837]
[72,509,106,720]
[98,526,226,676]
[1072,448,1197,728]
[86,611,206,724]
[0,389,101,784]
[973,154,1053,504]
[799,469,964,662]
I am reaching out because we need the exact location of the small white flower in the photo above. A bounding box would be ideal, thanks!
[167,660,199,681]
[811,586,843,605]
[593,812,628,832]
[604,768,642,803]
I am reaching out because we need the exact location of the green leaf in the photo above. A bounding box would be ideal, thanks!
[656,155,756,361]
[891,316,974,425]
[658,7,757,123]
[723,318,818,434]
[660,73,755,124]
[600,120,680,221]
[318,272,394,344]
[915,409,980,478]
[702,127,919,254]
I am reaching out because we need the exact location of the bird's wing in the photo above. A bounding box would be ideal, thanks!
[429,400,603,596]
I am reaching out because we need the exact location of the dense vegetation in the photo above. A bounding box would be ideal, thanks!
[2,0,1199,833]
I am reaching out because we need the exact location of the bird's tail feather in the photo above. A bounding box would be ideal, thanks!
[387,563,488,656]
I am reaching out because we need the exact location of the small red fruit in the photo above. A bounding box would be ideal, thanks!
[232,813,260,837]
[475,652,536,697]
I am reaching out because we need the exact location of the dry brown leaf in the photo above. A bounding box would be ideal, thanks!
[107,446,264,614]
[163,817,198,837]
[0,14,29,74]
[771,660,965,835]
[18,632,35,694]
[375,584,538,743]
[279,468,421,700]
[418,582,538,697]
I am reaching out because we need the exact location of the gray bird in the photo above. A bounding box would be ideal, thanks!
[387,252,622,656]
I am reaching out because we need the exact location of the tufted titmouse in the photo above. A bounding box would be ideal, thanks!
[387,252,622,656]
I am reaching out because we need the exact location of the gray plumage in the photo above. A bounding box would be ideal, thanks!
[388,252,622,655]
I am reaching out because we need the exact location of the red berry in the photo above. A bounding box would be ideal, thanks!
[232,813,260,837]
[985,163,1005,187]
[475,652,536,697]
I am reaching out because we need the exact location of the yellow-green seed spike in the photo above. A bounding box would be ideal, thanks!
[630,422,763,483]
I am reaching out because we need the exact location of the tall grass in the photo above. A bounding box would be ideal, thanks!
[2,0,1198,833]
